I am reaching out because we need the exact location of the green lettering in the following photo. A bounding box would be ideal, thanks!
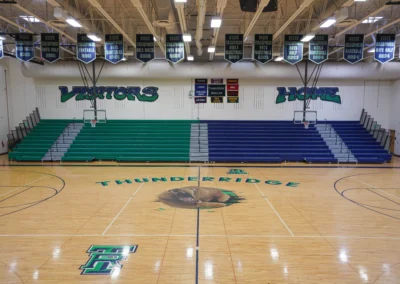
[134,178,149,183]
[202,177,214,181]
[171,176,184,182]
[235,178,242,182]
[115,179,132,185]
[188,176,198,181]
[286,182,300,187]
[96,181,110,186]
[245,178,260,183]
[152,177,167,182]
[218,177,232,182]
[265,180,282,185]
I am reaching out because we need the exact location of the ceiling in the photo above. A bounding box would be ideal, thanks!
[0,0,400,62]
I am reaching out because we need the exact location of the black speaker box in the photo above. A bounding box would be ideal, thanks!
[239,0,278,12]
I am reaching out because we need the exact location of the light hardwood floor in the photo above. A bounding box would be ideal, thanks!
[0,163,400,283]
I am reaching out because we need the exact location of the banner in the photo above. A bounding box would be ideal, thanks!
[41,33,60,63]
[374,34,395,64]
[0,40,3,59]
[195,78,207,84]
[105,34,124,64]
[283,35,303,65]
[211,78,223,84]
[211,97,223,103]
[225,34,243,63]
[136,34,154,63]
[77,34,96,64]
[309,34,328,64]
[194,97,207,104]
[227,97,239,103]
[195,84,208,97]
[15,33,34,62]
[253,34,273,63]
[166,34,184,64]
[344,34,364,64]
[208,84,226,97]
[227,78,239,103]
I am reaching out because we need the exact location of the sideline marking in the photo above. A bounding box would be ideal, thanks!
[254,183,294,236]
[351,177,400,201]
[102,181,146,235]
[0,175,49,197]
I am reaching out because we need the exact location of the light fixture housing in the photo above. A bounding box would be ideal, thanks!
[87,33,102,42]
[153,36,157,42]
[183,33,192,42]
[20,16,40,23]
[320,18,336,28]
[362,17,383,24]
[187,55,194,61]
[66,17,82,28]
[208,46,216,53]
[274,56,283,61]
[121,57,127,61]
[367,48,375,53]
[211,17,222,28]
[301,34,315,42]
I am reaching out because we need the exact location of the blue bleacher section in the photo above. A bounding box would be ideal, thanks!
[204,120,336,163]
[330,121,391,163]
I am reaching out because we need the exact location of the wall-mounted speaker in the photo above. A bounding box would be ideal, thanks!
[239,0,278,12]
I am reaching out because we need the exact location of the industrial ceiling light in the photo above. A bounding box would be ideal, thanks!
[362,17,383,23]
[66,17,82,28]
[211,17,222,28]
[301,34,315,42]
[274,56,283,61]
[367,48,375,53]
[153,36,157,42]
[20,16,41,23]
[187,55,194,61]
[183,33,192,42]
[0,35,6,40]
[208,46,216,53]
[320,18,336,28]
[121,57,127,61]
[87,33,102,42]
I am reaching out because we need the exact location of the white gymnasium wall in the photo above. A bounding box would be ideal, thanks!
[0,60,9,153]
[4,60,394,130]
[390,80,400,155]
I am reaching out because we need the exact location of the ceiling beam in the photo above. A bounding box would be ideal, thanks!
[244,0,271,40]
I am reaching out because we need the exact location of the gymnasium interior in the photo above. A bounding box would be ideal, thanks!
[1,0,400,283]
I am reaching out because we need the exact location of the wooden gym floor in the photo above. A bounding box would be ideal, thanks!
[1,160,400,283]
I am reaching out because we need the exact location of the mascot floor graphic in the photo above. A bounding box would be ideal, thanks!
[158,186,243,209]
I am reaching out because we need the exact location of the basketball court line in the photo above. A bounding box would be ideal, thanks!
[101,180,146,235]
[0,234,400,239]
[254,183,294,236]
[351,176,400,201]
[0,175,49,197]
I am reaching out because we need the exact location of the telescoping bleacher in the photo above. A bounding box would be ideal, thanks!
[8,119,392,164]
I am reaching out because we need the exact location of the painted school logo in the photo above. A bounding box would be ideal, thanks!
[158,186,243,209]
[80,245,138,275]
[276,87,341,104]
[59,86,159,103]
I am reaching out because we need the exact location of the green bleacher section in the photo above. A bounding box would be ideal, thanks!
[62,120,194,162]
[8,120,71,161]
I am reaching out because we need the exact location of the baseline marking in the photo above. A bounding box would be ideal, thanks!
[351,177,400,201]
[0,175,49,197]
[254,183,294,236]
[101,181,146,235]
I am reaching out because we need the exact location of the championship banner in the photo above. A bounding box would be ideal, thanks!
[227,78,239,84]
[225,34,243,63]
[344,34,364,64]
[0,40,3,59]
[309,34,328,64]
[166,34,184,64]
[194,97,207,104]
[253,34,273,64]
[211,97,223,103]
[105,34,124,64]
[195,84,208,97]
[374,34,395,64]
[136,34,154,63]
[41,33,60,63]
[15,33,34,62]
[227,97,239,103]
[195,78,208,84]
[208,84,226,97]
[77,34,96,64]
[283,35,303,65]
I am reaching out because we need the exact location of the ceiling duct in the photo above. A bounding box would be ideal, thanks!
[152,0,179,34]
[195,0,207,56]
